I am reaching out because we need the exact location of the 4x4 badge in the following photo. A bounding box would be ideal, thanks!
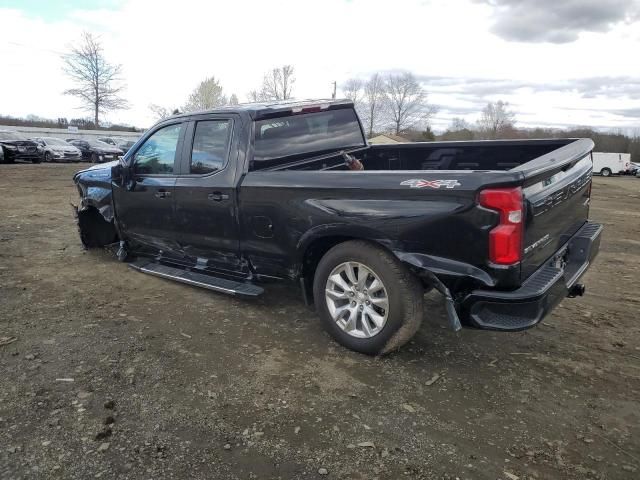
[400,179,461,189]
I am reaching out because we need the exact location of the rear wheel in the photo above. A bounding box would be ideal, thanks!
[601,168,612,177]
[313,240,423,355]
[91,153,98,164]
[32,156,41,164]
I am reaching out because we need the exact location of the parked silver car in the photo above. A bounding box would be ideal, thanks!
[32,137,82,162]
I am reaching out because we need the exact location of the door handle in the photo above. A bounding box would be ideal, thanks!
[208,192,229,202]
[155,190,171,199]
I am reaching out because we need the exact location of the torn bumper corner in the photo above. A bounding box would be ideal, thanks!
[393,251,463,332]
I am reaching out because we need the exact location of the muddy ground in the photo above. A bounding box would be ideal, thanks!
[0,163,639,480]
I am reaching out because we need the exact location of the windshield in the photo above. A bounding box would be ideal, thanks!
[252,108,365,170]
[43,137,68,146]
[0,131,27,141]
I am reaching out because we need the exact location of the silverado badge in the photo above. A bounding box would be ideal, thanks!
[400,179,461,189]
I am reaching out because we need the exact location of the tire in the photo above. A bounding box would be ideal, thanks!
[601,168,612,177]
[44,152,52,163]
[91,153,98,164]
[313,240,423,355]
[32,156,41,164]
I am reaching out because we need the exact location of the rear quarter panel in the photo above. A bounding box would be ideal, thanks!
[238,169,523,287]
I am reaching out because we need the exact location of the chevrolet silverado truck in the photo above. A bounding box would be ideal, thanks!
[73,99,602,355]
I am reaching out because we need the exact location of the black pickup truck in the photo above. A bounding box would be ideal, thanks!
[73,99,602,355]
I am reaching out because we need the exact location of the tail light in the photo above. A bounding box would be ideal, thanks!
[479,187,523,265]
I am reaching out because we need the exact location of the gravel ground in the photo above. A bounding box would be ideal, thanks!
[1,163,639,480]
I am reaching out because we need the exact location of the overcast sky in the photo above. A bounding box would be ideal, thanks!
[1,0,639,132]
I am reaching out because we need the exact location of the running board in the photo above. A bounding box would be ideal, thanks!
[129,260,264,297]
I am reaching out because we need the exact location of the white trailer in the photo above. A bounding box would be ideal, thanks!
[592,152,631,177]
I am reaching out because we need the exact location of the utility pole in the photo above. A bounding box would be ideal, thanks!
[331,81,336,99]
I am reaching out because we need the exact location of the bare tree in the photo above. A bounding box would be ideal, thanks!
[62,32,128,127]
[450,117,471,131]
[477,101,516,139]
[362,73,387,138]
[149,104,173,121]
[342,78,364,105]
[247,89,261,102]
[228,93,239,105]
[253,65,295,101]
[441,117,475,141]
[183,76,227,112]
[384,72,435,135]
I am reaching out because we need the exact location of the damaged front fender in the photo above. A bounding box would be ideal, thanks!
[73,161,119,248]
[73,161,118,222]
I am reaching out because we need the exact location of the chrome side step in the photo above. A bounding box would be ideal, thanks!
[129,260,264,297]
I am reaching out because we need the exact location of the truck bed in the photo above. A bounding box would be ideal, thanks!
[242,137,594,289]
[263,139,577,173]
[362,139,576,172]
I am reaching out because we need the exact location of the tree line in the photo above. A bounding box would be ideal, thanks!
[438,101,640,160]
[0,114,140,132]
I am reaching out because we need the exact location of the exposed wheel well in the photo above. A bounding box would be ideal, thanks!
[300,236,435,306]
[76,206,118,248]
[300,236,357,303]
[302,236,356,277]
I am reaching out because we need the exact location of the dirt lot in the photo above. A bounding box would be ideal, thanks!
[1,163,639,480]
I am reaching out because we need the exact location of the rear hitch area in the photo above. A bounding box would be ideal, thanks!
[568,283,586,298]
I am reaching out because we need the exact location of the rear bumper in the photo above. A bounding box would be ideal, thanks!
[460,221,603,331]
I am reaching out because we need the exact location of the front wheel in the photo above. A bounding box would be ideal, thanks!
[44,152,52,163]
[313,241,423,355]
[601,168,612,177]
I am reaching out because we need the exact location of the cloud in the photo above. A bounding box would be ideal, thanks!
[476,0,640,43]
[418,74,640,131]
[569,76,640,99]
[597,107,640,119]
[416,74,640,100]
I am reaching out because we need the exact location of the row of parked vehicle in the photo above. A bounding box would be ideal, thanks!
[0,130,137,164]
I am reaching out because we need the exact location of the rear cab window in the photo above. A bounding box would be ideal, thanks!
[250,108,365,171]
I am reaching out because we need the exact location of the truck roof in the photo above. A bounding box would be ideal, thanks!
[170,98,354,121]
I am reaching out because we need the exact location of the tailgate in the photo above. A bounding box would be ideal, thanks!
[514,139,594,279]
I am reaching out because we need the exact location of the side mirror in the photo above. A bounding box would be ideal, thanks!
[112,162,132,187]
[111,163,124,182]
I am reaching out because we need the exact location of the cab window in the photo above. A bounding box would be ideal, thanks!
[133,124,182,175]
[190,120,231,174]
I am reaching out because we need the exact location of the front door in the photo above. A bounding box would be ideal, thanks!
[113,122,185,253]
[173,117,244,274]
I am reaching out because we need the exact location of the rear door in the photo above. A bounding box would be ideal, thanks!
[112,122,185,251]
[518,140,593,279]
[173,116,244,274]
